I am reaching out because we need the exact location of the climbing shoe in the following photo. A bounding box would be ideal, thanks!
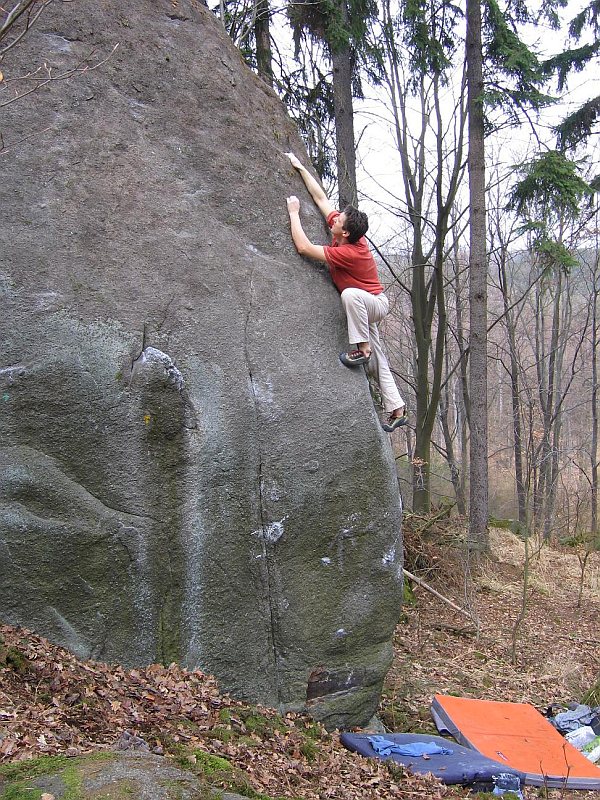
[382,409,408,432]
[339,350,371,367]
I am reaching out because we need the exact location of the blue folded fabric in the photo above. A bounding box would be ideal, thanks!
[368,735,453,757]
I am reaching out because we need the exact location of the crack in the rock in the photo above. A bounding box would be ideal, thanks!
[244,271,282,706]
[130,323,149,372]
[129,328,198,430]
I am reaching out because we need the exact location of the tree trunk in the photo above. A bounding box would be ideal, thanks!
[543,410,562,541]
[331,0,357,209]
[532,280,546,530]
[254,0,273,87]
[440,344,467,515]
[498,251,527,527]
[535,269,563,538]
[592,249,599,542]
[411,236,432,513]
[452,243,470,509]
[466,0,489,553]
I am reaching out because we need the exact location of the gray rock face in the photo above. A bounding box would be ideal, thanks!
[0,0,403,728]
[1,750,244,800]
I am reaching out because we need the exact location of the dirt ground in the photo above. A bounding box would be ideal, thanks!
[1,524,599,800]
[384,523,600,799]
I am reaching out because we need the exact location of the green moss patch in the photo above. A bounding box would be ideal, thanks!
[190,751,232,777]
[200,707,291,747]
[0,755,72,783]
[0,635,30,674]
[583,679,600,706]
[172,746,232,778]
[0,753,115,800]
[1,785,43,800]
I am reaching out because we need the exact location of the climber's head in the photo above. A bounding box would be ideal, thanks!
[340,205,368,244]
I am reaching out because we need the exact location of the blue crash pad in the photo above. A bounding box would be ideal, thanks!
[339,731,525,787]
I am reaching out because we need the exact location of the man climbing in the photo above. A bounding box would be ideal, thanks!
[285,152,407,432]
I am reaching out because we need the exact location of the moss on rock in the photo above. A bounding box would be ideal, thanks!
[0,753,219,800]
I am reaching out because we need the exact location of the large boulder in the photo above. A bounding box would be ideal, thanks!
[0,0,403,728]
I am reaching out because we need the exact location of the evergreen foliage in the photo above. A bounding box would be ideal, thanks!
[484,0,540,83]
[481,0,553,117]
[542,0,600,147]
[569,0,600,40]
[286,0,383,182]
[277,64,337,182]
[508,150,594,272]
[288,0,377,56]
[508,150,593,221]
[541,42,600,90]
[400,0,461,77]
[533,233,579,273]
[555,95,600,151]
[536,0,568,32]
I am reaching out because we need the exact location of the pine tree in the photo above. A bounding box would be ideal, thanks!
[288,0,380,207]
[542,1,600,149]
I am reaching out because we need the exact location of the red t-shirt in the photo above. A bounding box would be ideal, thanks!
[323,211,384,295]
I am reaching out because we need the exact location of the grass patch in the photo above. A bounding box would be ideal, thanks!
[1,786,43,800]
[160,777,215,800]
[191,751,232,777]
[583,678,600,706]
[298,741,318,762]
[88,780,138,799]
[203,707,290,747]
[60,764,83,800]
[0,636,29,674]
[203,725,236,744]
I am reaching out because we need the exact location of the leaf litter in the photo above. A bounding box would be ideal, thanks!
[1,524,599,800]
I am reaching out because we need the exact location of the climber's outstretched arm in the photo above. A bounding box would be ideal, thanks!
[286,152,334,220]
[286,196,327,262]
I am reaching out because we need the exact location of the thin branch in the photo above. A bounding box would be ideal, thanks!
[0,43,119,109]
[0,123,52,155]
[403,567,475,620]
[0,0,53,56]
[367,234,411,296]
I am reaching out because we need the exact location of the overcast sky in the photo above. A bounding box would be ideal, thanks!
[353,0,599,248]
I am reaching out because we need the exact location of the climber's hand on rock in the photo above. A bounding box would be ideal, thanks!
[286,153,303,170]
[287,195,300,214]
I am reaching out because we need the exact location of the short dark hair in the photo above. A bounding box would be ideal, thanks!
[342,205,369,244]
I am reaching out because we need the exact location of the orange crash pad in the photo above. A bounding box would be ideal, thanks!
[432,694,600,789]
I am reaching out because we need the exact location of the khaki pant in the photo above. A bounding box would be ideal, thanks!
[340,287,404,413]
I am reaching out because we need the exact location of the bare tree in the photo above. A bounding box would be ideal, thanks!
[369,0,468,513]
[590,232,599,542]
[493,235,529,529]
[465,0,489,553]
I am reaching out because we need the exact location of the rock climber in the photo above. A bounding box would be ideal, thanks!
[285,151,407,432]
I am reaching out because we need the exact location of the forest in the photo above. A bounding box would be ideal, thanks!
[207,0,600,553]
